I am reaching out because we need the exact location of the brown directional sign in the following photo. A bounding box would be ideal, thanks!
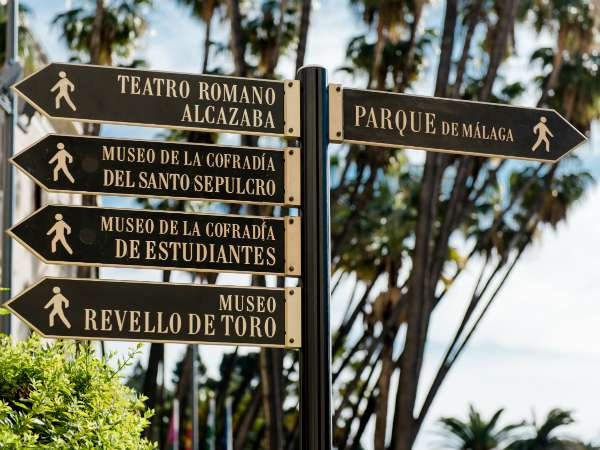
[13,63,300,138]
[329,85,586,162]
[4,277,301,348]
[11,134,301,206]
[8,205,301,276]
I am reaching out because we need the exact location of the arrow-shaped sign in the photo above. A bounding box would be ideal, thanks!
[13,63,300,138]
[4,277,301,348]
[8,205,301,276]
[329,86,586,162]
[11,134,300,206]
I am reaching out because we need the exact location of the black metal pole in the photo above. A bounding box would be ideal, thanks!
[298,66,331,450]
[191,344,199,449]
[1,0,18,334]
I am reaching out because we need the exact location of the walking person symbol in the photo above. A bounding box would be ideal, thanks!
[49,142,75,183]
[47,213,74,255]
[50,71,77,111]
[44,286,71,329]
[531,116,554,152]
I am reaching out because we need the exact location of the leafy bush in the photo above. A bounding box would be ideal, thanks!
[0,334,155,449]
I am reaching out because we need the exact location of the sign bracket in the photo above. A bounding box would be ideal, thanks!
[285,287,302,348]
[284,216,302,277]
[284,146,301,206]
[284,80,301,138]
[328,84,343,143]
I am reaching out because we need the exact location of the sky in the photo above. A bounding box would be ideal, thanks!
[21,1,600,448]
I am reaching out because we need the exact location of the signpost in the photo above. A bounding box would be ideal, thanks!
[329,85,586,162]
[4,277,301,348]
[13,63,300,138]
[299,66,332,450]
[4,60,590,450]
[8,204,301,276]
[11,134,301,206]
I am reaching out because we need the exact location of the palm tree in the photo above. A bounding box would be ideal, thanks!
[173,0,223,73]
[505,409,575,450]
[561,443,600,450]
[0,4,45,73]
[348,0,424,89]
[520,0,596,104]
[53,0,151,67]
[52,0,151,150]
[52,0,151,232]
[295,0,311,71]
[438,406,523,450]
[51,0,154,410]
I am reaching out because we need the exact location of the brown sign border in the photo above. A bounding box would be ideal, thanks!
[13,63,300,139]
[328,84,587,164]
[8,205,302,277]
[11,134,301,207]
[4,277,301,348]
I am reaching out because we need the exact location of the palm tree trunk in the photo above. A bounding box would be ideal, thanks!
[202,15,212,73]
[451,0,483,98]
[260,348,284,450]
[77,0,104,276]
[370,15,387,89]
[539,25,567,106]
[373,344,393,450]
[479,0,520,101]
[390,2,458,448]
[142,342,164,440]
[226,0,247,76]
[214,349,238,448]
[563,87,578,122]
[89,0,104,65]
[295,0,312,72]
[397,1,425,92]
[349,392,376,450]
[338,358,379,449]
[265,0,287,76]
[175,345,193,446]
[142,271,169,440]
[412,167,552,437]
[233,384,262,450]
[332,272,380,356]
[433,0,458,98]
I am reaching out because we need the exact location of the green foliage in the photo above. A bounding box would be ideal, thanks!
[0,335,155,449]
[505,409,574,450]
[332,148,420,280]
[52,0,152,66]
[438,406,524,450]
[0,4,45,73]
[438,406,600,450]
[340,28,435,88]
[241,0,299,76]
[532,48,600,130]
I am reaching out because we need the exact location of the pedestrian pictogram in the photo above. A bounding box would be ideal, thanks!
[531,116,554,153]
[10,204,301,276]
[44,286,71,329]
[12,134,301,206]
[47,213,73,255]
[49,142,75,183]
[13,63,300,138]
[329,85,586,163]
[50,70,76,111]
[4,277,301,348]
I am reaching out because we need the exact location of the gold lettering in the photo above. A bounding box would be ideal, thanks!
[84,309,97,330]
